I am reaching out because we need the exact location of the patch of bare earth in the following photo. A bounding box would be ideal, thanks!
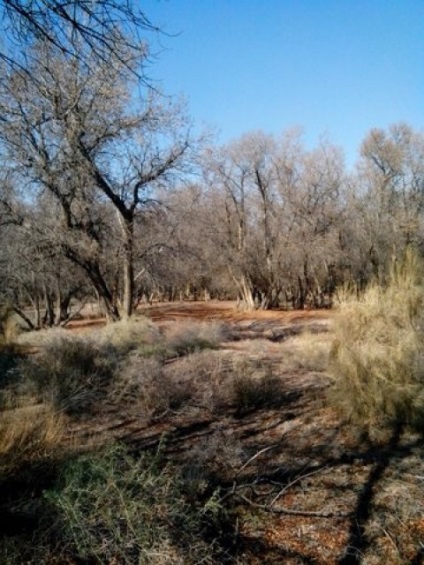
[19,302,424,563]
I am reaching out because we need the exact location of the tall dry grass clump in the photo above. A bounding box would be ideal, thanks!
[329,249,424,437]
[0,305,20,346]
[0,403,65,475]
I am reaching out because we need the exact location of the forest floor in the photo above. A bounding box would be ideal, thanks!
[2,301,424,563]
[66,301,424,564]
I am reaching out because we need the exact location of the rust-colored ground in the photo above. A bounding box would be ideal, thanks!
[140,300,332,323]
[66,300,332,329]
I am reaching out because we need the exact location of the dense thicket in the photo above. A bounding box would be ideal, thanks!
[1,4,423,324]
[2,118,424,324]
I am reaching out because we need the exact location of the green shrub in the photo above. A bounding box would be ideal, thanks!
[329,249,424,438]
[45,444,232,564]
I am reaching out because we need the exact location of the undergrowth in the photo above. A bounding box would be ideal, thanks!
[0,443,236,565]
[230,358,286,415]
[329,249,424,439]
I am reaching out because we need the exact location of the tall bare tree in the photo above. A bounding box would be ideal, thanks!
[355,123,424,279]
[203,130,344,309]
[0,43,199,319]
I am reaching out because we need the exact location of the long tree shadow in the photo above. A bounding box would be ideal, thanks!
[337,425,403,564]
[223,421,422,564]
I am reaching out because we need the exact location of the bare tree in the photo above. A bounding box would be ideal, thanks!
[354,123,424,280]
[0,42,200,319]
[1,0,156,77]
[203,130,344,309]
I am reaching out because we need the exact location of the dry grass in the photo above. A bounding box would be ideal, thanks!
[92,316,161,354]
[329,249,424,438]
[110,349,229,417]
[279,330,332,373]
[164,320,225,356]
[0,340,65,477]
[0,306,21,345]
[0,403,65,475]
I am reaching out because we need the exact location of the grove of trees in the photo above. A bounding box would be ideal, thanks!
[1,2,424,327]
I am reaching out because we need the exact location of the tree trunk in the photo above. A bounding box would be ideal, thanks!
[62,245,120,322]
[86,264,120,321]
[42,285,55,327]
[238,275,256,310]
[121,217,134,319]
[57,292,73,323]
[12,306,35,331]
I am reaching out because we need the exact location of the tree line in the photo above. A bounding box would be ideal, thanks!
[0,2,424,326]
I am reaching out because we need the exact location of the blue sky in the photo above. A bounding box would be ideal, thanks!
[144,0,424,168]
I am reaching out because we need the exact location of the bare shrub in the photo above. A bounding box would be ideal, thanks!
[230,359,285,415]
[15,318,163,415]
[93,316,162,355]
[112,349,232,417]
[329,249,424,437]
[111,355,193,417]
[164,350,230,412]
[164,321,225,356]
[182,431,246,487]
[20,335,117,415]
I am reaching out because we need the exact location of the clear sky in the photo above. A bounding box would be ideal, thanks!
[143,0,424,169]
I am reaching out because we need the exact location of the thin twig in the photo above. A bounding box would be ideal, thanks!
[269,465,329,508]
[236,492,351,518]
[235,444,277,478]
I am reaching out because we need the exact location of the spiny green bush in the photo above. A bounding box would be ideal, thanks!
[329,249,424,438]
[45,444,233,564]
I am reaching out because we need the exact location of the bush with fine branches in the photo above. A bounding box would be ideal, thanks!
[329,249,424,438]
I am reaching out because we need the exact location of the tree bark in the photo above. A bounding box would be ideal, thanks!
[120,215,135,319]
